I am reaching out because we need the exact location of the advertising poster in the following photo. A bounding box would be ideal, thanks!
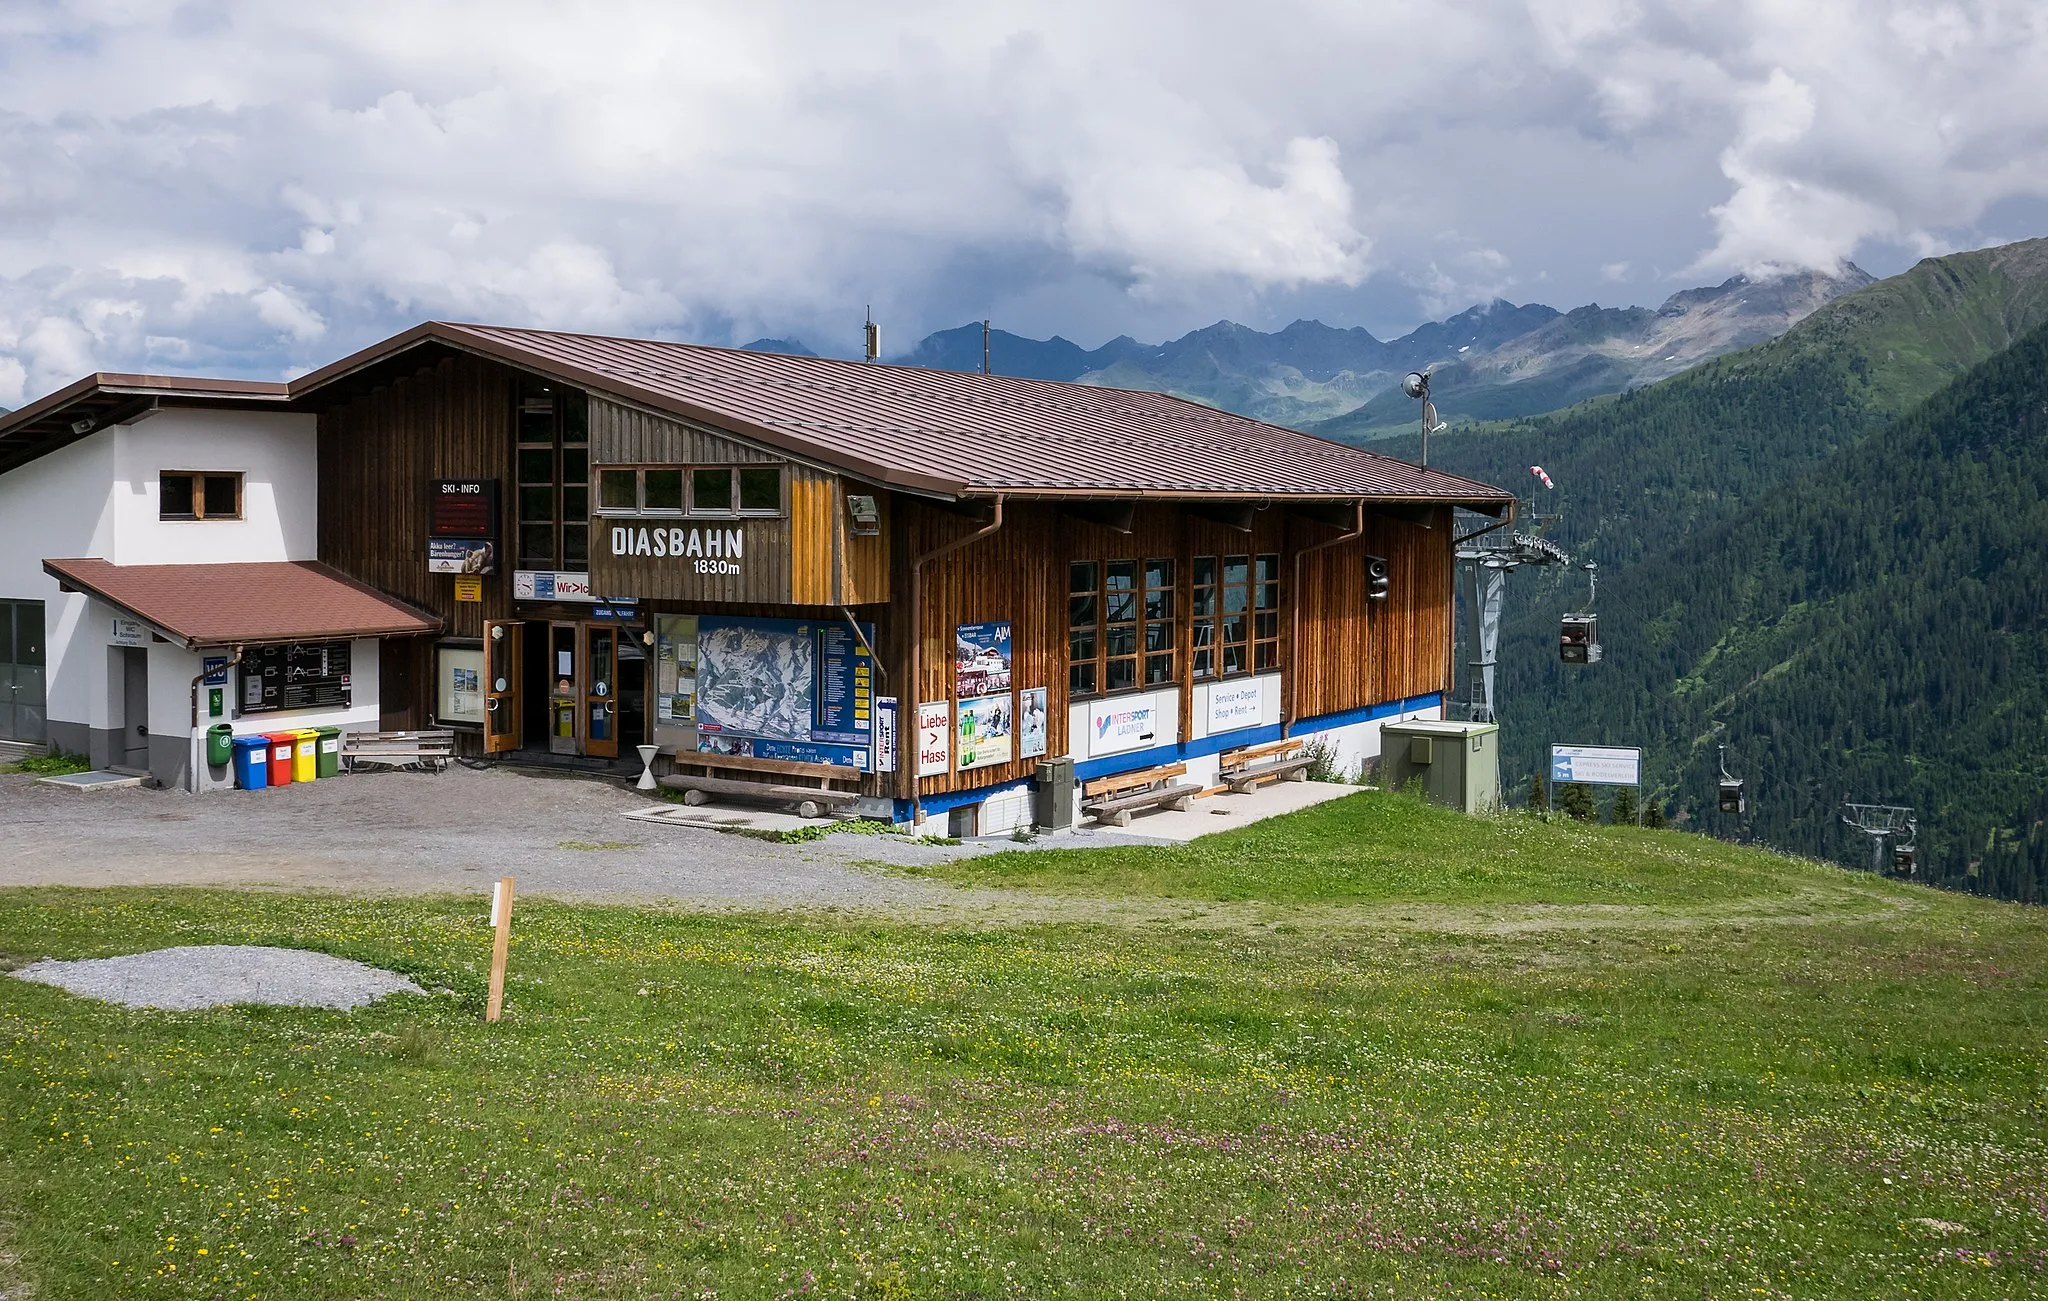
[437,647,487,724]
[957,694,1013,771]
[1088,697,1157,756]
[693,615,875,769]
[428,538,496,574]
[1018,687,1048,759]
[916,701,951,777]
[955,620,1013,697]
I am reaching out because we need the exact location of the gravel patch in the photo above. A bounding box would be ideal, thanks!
[11,945,425,1011]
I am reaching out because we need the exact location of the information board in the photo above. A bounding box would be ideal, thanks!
[693,615,875,768]
[1549,744,1641,786]
[240,641,352,714]
[429,479,498,538]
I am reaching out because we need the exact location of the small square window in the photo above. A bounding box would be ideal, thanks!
[159,473,196,519]
[644,470,684,512]
[691,468,734,514]
[202,474,240,519]
[599,470,639,512]
[737,467,781,513]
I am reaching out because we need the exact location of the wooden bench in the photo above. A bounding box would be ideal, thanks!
[1218,738,1314,793]
[1082,762,1201,827]
[659,751,862,820]
[341,729,455,773]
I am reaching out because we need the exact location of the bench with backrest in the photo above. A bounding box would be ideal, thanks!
[1081,761,1201,827]
[658,751,862,820]
[1218,738,1314,793]
[341,729,456,773]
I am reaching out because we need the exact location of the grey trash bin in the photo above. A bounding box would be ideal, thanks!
[1035,756,1076,831]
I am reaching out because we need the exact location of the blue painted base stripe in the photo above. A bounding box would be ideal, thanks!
[893,692,1443,823]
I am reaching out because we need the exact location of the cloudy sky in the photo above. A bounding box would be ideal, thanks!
[1,0,2045,405]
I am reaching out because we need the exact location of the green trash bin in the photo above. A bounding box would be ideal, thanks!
[314,725,343,779]
[206,723,235,768]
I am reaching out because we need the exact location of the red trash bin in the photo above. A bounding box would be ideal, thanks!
[264,731,297,786]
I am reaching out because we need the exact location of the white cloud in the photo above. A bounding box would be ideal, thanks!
[0,0,2042,398]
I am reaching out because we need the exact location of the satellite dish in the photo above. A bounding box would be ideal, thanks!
[1401,371,1429,400]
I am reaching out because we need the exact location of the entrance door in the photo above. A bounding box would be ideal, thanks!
[0,601,46,744]
[548,622,580,755]
[119,646,149,769]
[484,621,523,754]
[583,624,619,759]
[379,639,419,732]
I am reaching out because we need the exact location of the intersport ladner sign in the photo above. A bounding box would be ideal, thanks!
[609,524,746,576]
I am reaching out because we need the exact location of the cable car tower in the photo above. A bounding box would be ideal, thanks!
[1841,803,1916,877]
[1451,475,1569,722]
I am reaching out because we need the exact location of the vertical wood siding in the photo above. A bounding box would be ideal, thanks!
[317,353,520,641]
[1291,505,1453,719]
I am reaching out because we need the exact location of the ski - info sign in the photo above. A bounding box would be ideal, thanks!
[1549,744,1640,786]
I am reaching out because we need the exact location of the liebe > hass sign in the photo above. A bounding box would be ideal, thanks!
[608,524,747,576]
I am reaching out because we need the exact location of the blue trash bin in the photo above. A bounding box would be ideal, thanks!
[231,735,270,790]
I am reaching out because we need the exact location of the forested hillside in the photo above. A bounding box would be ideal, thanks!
[1409,238,2048,900]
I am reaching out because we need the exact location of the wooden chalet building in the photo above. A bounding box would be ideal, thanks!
[0,323,1512,828]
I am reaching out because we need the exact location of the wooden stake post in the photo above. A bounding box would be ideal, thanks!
[486,876,515,1022]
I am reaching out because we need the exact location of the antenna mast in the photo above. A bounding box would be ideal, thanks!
[982,319,991,376]
[863,307,880,363]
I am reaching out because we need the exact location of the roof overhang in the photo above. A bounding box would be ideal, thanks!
[42,558,442,651]
[0,374,291,477]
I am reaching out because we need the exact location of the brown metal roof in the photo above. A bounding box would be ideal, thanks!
[42,559,441,649]
[297,322,1516,508]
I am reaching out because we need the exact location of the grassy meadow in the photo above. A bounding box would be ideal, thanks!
[1,791,2044,1299]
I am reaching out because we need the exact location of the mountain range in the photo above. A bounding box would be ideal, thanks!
[750,268,1874,429]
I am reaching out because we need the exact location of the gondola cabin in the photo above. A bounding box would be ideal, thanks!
[1559,613,1601,664]
[1718,777,1747,815]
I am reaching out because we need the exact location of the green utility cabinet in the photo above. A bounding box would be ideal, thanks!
[1379,719,1501,814]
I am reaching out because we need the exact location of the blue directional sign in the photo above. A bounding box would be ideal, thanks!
[1549,744,1641,786]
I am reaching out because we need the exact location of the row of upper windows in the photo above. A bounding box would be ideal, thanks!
[1068,554,1281,698]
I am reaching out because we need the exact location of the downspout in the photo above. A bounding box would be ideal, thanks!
[1285,499,1365,738]
[907,495,1005,826]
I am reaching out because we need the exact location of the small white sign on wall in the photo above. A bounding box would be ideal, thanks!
[915,701,951,777]
[109,617,147,648]
[1207,680,1264,733]
[1088,697,1158,756]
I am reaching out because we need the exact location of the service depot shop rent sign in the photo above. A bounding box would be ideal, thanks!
[608,523,747,576]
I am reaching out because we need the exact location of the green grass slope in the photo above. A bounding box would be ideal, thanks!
[3,799,2045,1298]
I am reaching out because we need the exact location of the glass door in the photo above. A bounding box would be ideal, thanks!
[0,601,45,743]
[583,624,618,759]
[484,621,523,754]
[548,622,580,755]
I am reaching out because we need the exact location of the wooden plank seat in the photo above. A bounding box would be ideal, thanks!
[660,751,861,820]
[341,729,455,773]
[1218,738,1314,793]
[1081,761,1200,827]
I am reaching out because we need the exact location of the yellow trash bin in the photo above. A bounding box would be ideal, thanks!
[292,728,320,782]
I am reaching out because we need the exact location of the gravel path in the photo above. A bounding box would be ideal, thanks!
[12,944,424,1011]
[0,765,1148,912]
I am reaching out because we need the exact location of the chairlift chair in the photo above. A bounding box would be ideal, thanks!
[1891,819,1919,876]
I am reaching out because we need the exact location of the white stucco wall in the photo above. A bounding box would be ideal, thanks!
[0,405,318,757]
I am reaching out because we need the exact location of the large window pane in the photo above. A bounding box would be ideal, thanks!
[1145,654,1174,685]
[1106,625,1137,657]
[1145,557,1174,590]
[692,468,733,513]
[1070,561,1098,593]
[1070,662,1096,696]
[1107,659,1136,692]
[1106,560,1137,590]
[0,607,12,663]
[519,523,556,568]
[562,524,589,567]
[1106,592,1137,624]
[561,393,588,443]
[1224,556,1250,585]
[517,409,553,444]
[599,470,638,511]
[1144,622,1173,652]
[561,447,588,486]
[562,487,589,520]
[1144,589,1173,621]
[519,486,555,521]
[738,467,781,513]
[1193,556,1216,587]
[1068,595,1097,628]
[517,449,554,484]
